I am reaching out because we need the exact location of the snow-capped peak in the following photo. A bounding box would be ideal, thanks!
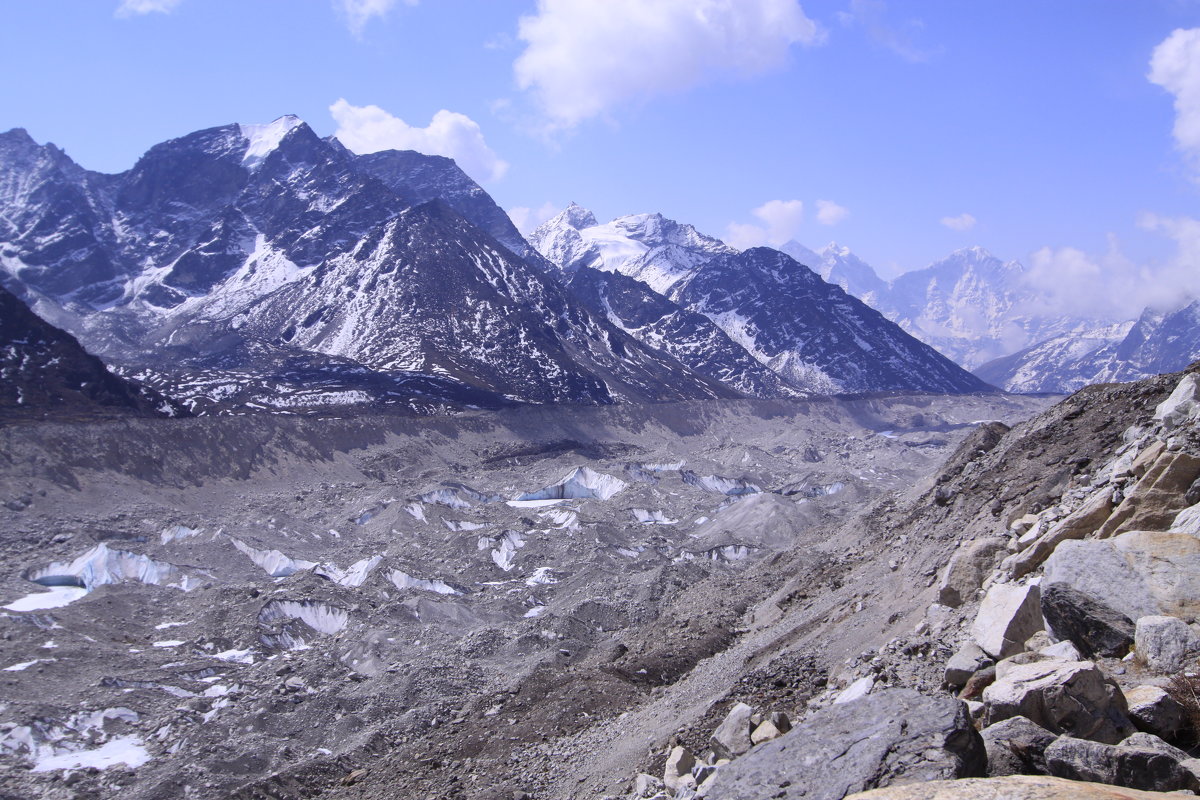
[238,115,304,170]
[560,202,598,230]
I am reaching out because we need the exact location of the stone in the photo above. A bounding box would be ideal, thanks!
[1120,731,1191,761]
[1097,452,1200,538]
[844,774,1200,799]
[1040,584,1135,658]
[959,665,997,700]
[1124,685,1185,739]
[1044,735,1200,793]
[710,702,755,760]
[750,720,783,745]
[704,689,985,800]
[1115,532,1200,620]
[1003,490,1116,580]
[971,582,1044,659]
[634,773,665,798]
[835,676,875,704]
[981,659,1135,744]
[768,711,791,733]
[946,642,994,689]
[1130,440,1168,479]
[1024,631,1054,651]
[663,746,697,794]
[1155,373,1200,428]
[1172,503,1200,536]
[1039,640,1083,661]
[1135,615,1200,673]
[980,715,1057,776]
[939,537,1009,607]
[1042,540,1160,623]
[1011,513,1041,534]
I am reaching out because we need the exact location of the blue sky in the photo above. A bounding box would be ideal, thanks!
[2,0,1199,301]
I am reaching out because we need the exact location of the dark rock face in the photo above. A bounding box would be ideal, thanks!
[1044,736,1200,793]
[0,120,734,411]
[707,689,986,800]
[0,284,181,419]
[981,715,1057,776]
[1041,583,1135,658]
[566,266,801,399]
[670,248,995,395]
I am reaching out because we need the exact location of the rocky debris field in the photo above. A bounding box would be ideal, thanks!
[0,392,1046,800]
[601,365,1200,800]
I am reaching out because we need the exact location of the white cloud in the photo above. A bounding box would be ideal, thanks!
[838,0,936,63]
[1149,28,1200,167]
[940,212,976,231]
[1024,220,1200,321]
[330,99,509,183]
[816,199,849,226]
[115,0,182,16]
[336,0,416,36]
[726,199,805,249]
[508,202,559,235]
[514,0,823,131]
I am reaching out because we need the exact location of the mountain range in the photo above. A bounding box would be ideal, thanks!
[0,118,989,413]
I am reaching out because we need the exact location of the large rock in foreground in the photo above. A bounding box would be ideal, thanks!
[846,774,1197,799]
[981,659,1134,744]
[706,689,985,800]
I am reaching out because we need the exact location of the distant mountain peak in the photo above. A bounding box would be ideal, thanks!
[238,115,306,170]
[558,202,598,230]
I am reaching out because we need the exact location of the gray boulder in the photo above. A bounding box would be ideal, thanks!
[1003,489,1116,580]
[981,659,1134,744]
[939,537,1008,607]
[1113,531,1200,620]
[1042,540,1159,623]
[1044,735,1200,792]
[971,582,1044,659]
[979,715,1056,776]
[1135,614,1199,673]
[705,689,985,800]
[710,702,755,760]
[945,642,994,689]
[1040,583,1134,658]
[1124,685,1186,739]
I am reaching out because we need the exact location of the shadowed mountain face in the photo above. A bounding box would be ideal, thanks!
[0,284,182,420]
[533,207,993,395]
[0,120,733,411]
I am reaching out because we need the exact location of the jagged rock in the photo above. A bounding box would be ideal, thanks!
[705,689,985,800]
[1039,640,1083,661]
[844,774,1200,799]
[710,702,755,760]
[1112,532,1200,620]
[946,642,994,688]
[635,773,665,798]
[971,582,1044,659]
[980,715,1057,776]
[1120,732,1192,761]
[1124,685,1186,739]
[981,659,1134,744]
[1135,615,1199,673]
[1044,735,1200,793]
[1042,540,1160,623]
[1003,489,1116,579]
[1096,452,1200,538]
[1155,373,1200,428]
[1011,514,1041,535]
[1041,584,1135,658]
[768,711,791,733]
[939,537,1009,607]
[1130,441,1168,479]
[835,676,875,704]
[1172,503,1200,535]
[751,719,784,745]
[663,746,697,794]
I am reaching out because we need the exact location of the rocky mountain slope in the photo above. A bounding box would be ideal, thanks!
[0,284,181,421]
[532,208,992,395]
[978,301,1200,394]
[0,121,727,412]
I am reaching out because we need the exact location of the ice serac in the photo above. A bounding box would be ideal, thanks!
[977,300,1200,393]
[670,248,994,394]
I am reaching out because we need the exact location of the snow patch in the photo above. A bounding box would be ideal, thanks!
[515,467,627,502]
[239,115,302,170]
